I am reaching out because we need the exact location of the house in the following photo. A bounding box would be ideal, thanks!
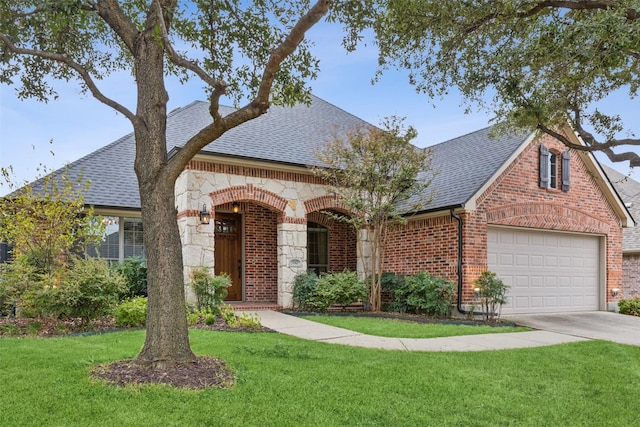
[32,95,634,313]
[602,166,640,298]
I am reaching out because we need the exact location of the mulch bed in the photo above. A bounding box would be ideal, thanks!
[90,356,236,390]
[0,315,274,338]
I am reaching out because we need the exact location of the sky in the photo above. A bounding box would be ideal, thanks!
[0,18,637,196]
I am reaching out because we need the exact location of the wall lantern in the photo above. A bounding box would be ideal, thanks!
[199,204,211,225]
[611,288,620,297]
[232,202,240,213]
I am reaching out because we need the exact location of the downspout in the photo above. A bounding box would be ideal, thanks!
[451,208,486,317]
[450,208,467,314]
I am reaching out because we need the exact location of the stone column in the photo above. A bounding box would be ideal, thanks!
[277,222,307,308]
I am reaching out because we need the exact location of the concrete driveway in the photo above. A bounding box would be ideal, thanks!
[504,311,640,346]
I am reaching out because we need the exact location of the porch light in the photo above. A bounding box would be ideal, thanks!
[199,204,211,225]
[232,202,240,213]
[611,288,620,297]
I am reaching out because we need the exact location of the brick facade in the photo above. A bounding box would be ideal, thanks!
[384,134,624,308]
[179,134,625,310]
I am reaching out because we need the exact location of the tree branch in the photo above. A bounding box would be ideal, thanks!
[0,33,137,125]
[462,0,639,34]
[166,0,333,178]
[152,1,226,93]
[93,0,139,53]
[536,122,640,167]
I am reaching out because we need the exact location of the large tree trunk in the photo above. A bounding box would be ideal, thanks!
[133,28,195,368]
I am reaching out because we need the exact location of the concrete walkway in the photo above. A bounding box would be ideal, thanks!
[247,310,589,352]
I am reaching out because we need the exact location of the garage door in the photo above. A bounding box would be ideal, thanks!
[488,227,600,314]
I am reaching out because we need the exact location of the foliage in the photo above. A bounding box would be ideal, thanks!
[474,271,509,322]
[46,256,126,323]
[237,311,262,329]
[0,0,333,365]
[309,271,367,312]
[292,270,319,310]
[115,297,148,328]
[220,304,239,328]
[1,256,125,322]
[0,165,104,277]
[347,1,640,167]
[190,267,231,312]
[393,271,455,318]
[314,116,433,311]
[618,297,640,317]
[112,257,147,298]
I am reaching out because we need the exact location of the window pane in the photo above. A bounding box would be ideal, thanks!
[550,152,558,188]
[308,222,328,273]
[87,216,120,260]
[124,218,145,259]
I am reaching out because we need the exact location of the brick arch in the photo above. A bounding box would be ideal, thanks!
[209,184,287,213]
[485,203,611,234]
[304,195,352,216]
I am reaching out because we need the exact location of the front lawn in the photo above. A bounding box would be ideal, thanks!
[299,314,530,338]
[1,330,638,426]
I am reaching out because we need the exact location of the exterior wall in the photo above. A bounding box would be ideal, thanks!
[384,215,459,282]
[466,134,624,307]
[623,254,640,297]
[383,134,624,311]
[244,203,278,302]
[175,160,358,307]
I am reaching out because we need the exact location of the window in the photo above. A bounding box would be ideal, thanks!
[549,151,558,189]
[540,145,570,191]
[88,216,144,262]
[307,222,328,275]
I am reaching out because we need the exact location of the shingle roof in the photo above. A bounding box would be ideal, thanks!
[602,165,640,252]
[32,96,371,209]
[409,126,529,212]
[31,96,530,216]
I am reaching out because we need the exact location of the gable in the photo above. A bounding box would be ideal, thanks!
[475,131,631,232]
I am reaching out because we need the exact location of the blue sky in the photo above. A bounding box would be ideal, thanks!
[0,19,637,195]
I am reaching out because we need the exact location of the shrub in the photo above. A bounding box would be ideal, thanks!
[378,272,407,312]
[115,297,147,327]
[237,311,262,329]
[190,267,230,312]
[292,270,319,310]
[619,297,640,317]
[220,303,239,327]
[394,271,455,318]
[474,271,509,322]
[309,271,367,312]
[48,257,126,323]
[112,257,147,298]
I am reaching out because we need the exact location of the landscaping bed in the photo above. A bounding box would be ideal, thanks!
[0,315,274,338]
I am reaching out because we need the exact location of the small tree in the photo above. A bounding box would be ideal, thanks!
[314,116,433,311]
[0,165,104,277]
[474,271,508,322]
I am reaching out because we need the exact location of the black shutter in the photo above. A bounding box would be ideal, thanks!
[539,145,550,188]
[561,150,570,191]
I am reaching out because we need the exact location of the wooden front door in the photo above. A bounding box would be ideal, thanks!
[214,213,243,301]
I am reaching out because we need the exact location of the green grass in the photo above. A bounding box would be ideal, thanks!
[300,314,531,338]
[1,330,639,426]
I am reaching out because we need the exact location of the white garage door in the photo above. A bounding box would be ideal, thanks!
[488,227,600,314]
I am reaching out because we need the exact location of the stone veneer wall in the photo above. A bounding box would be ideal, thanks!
[175,161,358,307]
[622,254,640,297]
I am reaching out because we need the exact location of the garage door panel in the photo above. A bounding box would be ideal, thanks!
[488,228,600,314]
